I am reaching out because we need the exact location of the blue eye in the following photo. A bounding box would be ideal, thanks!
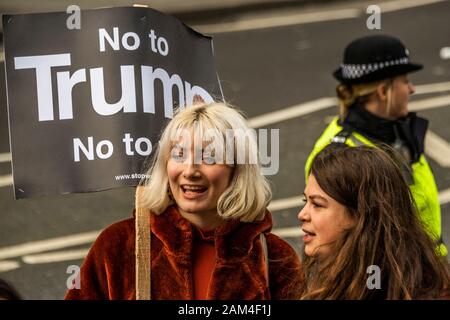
[202,153,216,164]
[202,149,217,164]
[170,147,186,162]
[203,156,215,164]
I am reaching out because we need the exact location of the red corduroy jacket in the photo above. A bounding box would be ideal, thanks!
[65,206,302,300]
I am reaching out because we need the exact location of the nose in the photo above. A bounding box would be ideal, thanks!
[298,204,309,222]
[408,81,415,95]
[182,155,201,179]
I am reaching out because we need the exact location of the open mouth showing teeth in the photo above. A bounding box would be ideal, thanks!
[181,185,208,193]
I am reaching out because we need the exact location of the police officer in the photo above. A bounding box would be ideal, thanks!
[305,34,447,256]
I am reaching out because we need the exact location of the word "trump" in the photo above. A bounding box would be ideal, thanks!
[14,53,214,122]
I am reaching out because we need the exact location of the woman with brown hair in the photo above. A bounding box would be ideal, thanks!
[299,144,449,299]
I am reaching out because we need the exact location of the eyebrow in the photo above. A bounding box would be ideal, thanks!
[170,144,184,150]
[170,141,212,150]
[303,192,328,203]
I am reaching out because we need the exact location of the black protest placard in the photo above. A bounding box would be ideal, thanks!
[3,7,223,199]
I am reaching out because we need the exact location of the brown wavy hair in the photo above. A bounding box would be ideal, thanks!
[300,144,450,299]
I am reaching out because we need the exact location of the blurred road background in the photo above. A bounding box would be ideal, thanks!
[1,0,450,299]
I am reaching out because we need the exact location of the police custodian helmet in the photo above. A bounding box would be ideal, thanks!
[333,35,423,85]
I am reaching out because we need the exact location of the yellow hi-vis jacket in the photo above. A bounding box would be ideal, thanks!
[305,117,447,256]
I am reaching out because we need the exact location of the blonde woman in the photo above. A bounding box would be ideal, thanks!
[65,102,302,300]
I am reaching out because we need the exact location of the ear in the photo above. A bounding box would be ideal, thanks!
[375,82,390,102]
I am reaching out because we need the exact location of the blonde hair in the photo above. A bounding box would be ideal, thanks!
[336,79,393,119]
[139,102,272,222]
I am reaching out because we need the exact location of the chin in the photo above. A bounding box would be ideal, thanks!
[178,204,203,214]
[178,202,214,215]
[398,107,409,118]
[304,246,314,257]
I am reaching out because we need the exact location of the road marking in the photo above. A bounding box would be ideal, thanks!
[425,131,450,167]
[439,188,450,205]
[248,89,450,128]
[0,174,13,188]
[268,195,303,212]
[414,81,450,95]
[0,230,100,260]
[194,8,361,34]
[408,94,450,111]
[379,0,448,13]
[22,248,89,264]
[193,0,448,34]
[0,153,12,163]
[273,226,304,238]
[0,260,20,272]
[440,47,450,60]
[248,97,337,128]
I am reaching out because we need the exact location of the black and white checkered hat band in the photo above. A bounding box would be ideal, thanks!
[341,57,410,79]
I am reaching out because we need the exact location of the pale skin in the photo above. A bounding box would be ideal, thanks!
[167,139,234,231]
[298,175,354,258]
[364,74,415,120]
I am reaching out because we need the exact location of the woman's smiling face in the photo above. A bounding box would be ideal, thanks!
[167,138,233,220]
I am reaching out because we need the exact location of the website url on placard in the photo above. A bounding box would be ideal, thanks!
[115,173,151,181]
